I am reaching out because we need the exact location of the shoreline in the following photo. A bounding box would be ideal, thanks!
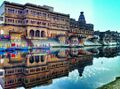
[98,77,120,89]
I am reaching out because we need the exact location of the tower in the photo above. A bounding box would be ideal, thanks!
[78,12,86,29]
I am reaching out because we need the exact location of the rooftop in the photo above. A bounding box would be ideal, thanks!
[2,1,69,17]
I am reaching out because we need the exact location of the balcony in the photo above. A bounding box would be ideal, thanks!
[26,36,47,40]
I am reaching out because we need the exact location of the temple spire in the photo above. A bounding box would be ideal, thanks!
[78,12,86,24]
[78,12,86,29]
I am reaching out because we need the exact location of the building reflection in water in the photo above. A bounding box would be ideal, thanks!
[0,46,120,89]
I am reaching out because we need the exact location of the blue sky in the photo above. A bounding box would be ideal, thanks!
[0,0,120,32]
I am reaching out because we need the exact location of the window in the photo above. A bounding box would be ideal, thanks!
[25,10,29,14]
[18,20,22,23]
[36,68,40,71]
[29,56,34,63]
[48,23,49,26]
[18,10,23,14]
[18,78,22,82]
[31,10,36,16]
[18,69,22,72]
[43,13,47,17]
[8,80,14,84]
[35,30,40,37]
[41,56,44,62]
[0,17,3,21]
[37,12,39,16]
[42,22,46,25]
[30,30,34,37]
[62,18,64,21]
[8,8,14,13]
[26,20,28,23]
[37,22,41,25]
[31,20,36,24]
[8,19,14,23]
[41,31,45,37]
[35,56,39,63]
[30,69,35,72]
[0,72,3,76]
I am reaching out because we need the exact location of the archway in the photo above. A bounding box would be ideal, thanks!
[29,30,34,37]
[40,56,45,62]
[41,31,45,37]
[35,30,40,37]
[29,56,34,63]
[35,56,39,63]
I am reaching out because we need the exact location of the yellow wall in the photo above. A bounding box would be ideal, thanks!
[0,25,25,35]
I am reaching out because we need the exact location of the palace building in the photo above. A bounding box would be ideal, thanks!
[0,1,70,47]
[0,1,96,47]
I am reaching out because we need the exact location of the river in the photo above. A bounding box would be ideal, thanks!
[0,46,120,89]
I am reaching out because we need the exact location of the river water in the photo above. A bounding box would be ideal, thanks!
[0,46,120,89]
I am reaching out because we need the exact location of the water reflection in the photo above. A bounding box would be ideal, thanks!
[0,46,120,89]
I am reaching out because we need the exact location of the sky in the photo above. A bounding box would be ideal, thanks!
[0,0,120,32]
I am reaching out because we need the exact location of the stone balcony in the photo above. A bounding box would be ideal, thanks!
[26,36,48,40]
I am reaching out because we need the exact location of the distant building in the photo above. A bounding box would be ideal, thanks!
[69,12,94,45]
[94,30,120,45]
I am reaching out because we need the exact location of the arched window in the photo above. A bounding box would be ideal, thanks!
[29,56,34,63]
[35,56,39,63]
[41,31,45,37]
[29,30,34,37]
[35,30,40,37]
[40,56,44,62]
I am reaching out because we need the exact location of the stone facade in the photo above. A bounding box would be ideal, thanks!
[0,1,70,45]
[69,12,94,45]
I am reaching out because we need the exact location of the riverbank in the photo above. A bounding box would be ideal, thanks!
[98,77,120,89]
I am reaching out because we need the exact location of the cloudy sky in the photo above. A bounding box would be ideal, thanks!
[0,0,120,32]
